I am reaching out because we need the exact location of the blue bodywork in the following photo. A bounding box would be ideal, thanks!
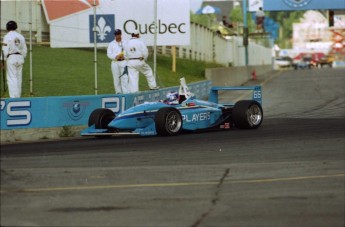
[81,85,262,137]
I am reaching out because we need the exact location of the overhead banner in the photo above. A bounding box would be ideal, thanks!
[41,0,190,48]
[263,0,345,11]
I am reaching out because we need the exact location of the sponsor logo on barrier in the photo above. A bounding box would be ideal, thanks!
[133,92,162,106]
[63,100,90,121]
[133,95,145,106]
[1,101,32,126]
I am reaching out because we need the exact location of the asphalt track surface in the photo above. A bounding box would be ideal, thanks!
[1,68,345,227]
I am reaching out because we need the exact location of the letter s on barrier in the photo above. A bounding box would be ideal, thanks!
[7,101,32,126]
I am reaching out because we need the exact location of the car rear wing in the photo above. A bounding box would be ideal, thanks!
[208,86,262,105]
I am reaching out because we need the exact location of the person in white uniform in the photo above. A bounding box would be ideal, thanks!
[255,7,265,32]
[123,29,159,93]
[107,29,129,94]
[2,21,27,98]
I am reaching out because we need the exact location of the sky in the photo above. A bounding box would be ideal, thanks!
[190,0,203,13]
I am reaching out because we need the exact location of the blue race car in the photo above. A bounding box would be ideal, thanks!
[81,78,263,137]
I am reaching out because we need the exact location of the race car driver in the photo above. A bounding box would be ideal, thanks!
[164,90,179,105]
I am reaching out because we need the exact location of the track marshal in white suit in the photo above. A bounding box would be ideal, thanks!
[2,20,27,98]
[123,28,159,93]
[107,29,129,94]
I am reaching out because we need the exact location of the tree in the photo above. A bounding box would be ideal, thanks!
[229,5,243,24]
[190,12,217,28]
[229,5,256,33]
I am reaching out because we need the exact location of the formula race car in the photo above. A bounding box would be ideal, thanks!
[81,78,263,137]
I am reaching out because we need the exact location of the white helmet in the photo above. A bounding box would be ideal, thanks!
[166,91,179,105]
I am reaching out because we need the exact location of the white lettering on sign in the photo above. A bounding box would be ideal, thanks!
[124,19,186,35]
[133,95,145,106]
[6,101,32,126]
[102,97,125,113]
[183,112,210,122]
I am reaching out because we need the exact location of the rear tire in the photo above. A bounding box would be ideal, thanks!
[233,100,263,129]
[155,107,182,136]
[88,108,115,129]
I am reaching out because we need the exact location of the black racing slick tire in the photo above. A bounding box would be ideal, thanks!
[88,108,115,129]
[232,100,263,129]
[155,107,183,136]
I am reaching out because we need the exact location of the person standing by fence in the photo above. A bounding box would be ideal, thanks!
[1,20,27,98]
[107,29,129,94]
[124,29,159,93]
[255,7,265,32]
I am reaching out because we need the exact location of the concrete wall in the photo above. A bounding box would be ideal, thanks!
[205,65,273,86]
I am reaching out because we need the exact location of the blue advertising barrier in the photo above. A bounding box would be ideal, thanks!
[0,80,212,130]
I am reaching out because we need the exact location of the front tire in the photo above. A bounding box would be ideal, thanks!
[88,108,115,129]
[155,107,183,136]
[232,100,263,129]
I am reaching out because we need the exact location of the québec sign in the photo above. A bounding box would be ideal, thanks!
[42,0,190,48]
[123,20,187,35]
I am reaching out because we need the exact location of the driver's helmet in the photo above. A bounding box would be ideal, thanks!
[165,90,179,105]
